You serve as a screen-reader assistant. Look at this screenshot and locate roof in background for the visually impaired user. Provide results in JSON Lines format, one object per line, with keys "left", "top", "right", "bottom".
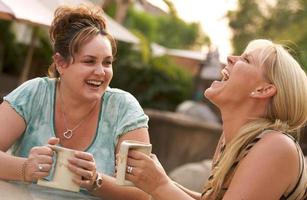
{"left": 0, "top": 0, "right": 139, "bottom": 44}
{"left": 0, "top": 0, "right": 13, "bottom": 20}
{"left": 151, "top": 43, "right": 206, "bottom": 61}
{"left": 135, "top": 0, "right": 168, "bottom": 15}
{"left": 167, "top": 49, "right": 206, "bottom": 61}
{"left": 103, "top": 13, "right": 139, "bottom": 44}
{"left": 1, "top": 0, "right": 53, "bottom": 26}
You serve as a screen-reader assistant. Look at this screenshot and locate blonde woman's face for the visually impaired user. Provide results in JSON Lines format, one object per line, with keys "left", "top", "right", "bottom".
{"left": 61, "top": 34, "right": 113, "bottom": 101}
{"left": 204, "top": 48, "right": 268, "bottom": 107}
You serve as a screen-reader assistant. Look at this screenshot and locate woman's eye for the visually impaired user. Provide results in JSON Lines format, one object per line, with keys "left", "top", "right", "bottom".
{"left": 103, "top": 60, "right": 113, "bottom": 65}
{"left": 84, "top": 60, "right": 95, "bottom": 64}
{"left": 242, "top": 56, "right": 249, "bottom": 63}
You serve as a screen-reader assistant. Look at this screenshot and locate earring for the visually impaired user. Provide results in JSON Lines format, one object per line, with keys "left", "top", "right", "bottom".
{"left": 56, "top": 67, "right": 62, "bottom": 75}
{"left": 251, "top": 92, "right": 255, "bottom": 96}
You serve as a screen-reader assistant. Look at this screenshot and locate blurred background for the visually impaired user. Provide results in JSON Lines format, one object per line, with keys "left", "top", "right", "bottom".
{"left": 0, "top": 0, "right": 306, "bottom": 191}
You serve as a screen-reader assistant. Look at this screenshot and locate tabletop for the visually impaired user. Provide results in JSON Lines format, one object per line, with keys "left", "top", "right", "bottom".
{"left": 0, "top": 180, "right": 101, "bottom": 200}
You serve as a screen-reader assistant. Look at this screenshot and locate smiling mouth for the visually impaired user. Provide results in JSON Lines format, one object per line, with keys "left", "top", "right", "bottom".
{"left": 221, "top": 68, "right": 229, "bottom": 82}
{"left": 85, "top": 80, "right": 103, "bottom": 87}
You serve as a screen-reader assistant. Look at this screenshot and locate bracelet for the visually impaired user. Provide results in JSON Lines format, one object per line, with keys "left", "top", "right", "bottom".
{"left": 91, "top": 173, "right": 103, "bottom": 191}
{"left": 21, "top": 160, "right": 28, "bottom": 182}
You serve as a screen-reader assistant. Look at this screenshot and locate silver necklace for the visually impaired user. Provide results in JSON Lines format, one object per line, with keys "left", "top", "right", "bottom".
{"left": 59, "top": 87, "right": 97, "bottom": 139}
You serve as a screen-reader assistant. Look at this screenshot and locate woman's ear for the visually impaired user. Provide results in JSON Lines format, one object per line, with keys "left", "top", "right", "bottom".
{"left": 250, "top": 83, "right": 276, "bottom": 99}
{"left": 52, "top": 53, "right": 67, "bottom": 75}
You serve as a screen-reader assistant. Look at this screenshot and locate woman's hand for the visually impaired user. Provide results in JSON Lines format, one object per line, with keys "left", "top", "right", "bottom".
{"left": 125, "top": 150, "right": 171, "bottom": 195}
{"left": 24, "top": 137, "right": 59, "bottom": 182}
{"left": 67, "top": 151, "right": 97, "bottom": 191}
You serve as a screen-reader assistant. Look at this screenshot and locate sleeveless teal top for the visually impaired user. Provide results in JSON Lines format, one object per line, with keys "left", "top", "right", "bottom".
{"left": 4, "top": 77, "right": 149, "bottom": 176}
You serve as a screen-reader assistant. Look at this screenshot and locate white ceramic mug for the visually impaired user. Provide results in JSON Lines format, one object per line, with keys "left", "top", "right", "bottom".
{"left": 37, "top": 145, "right": 81, "bottom": 192}
{"left": 116, "top": 140, "right": 152, "bottom": 186}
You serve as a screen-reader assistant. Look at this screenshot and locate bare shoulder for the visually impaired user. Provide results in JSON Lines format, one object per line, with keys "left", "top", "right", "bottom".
{"left": 255, "top": 130, "right": 299, "bottom": 159}
{"left": 224, "top": 131, "right": 300, "bottom": 199}
{"left": 0, "top": 101, "right": 26, "bottom": 151}
{"left": 246, "top": 130, "right": 299, "bottom": 175}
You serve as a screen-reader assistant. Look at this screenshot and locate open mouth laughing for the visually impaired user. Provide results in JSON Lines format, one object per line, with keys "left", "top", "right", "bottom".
{"left": 221, "top": 68, "right": 230, "bottom": 82}
{"left": 85, "top": 80, "right": 104, "bottom": 87}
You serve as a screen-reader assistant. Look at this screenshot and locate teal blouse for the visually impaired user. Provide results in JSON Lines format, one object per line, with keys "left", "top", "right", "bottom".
{"left": 4, "top": 77, "right": 149, "bottom": 176}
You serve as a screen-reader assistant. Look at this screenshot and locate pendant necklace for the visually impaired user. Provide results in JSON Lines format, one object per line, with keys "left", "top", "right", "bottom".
{"left": 59, "top": 87, "right": 97, "bottom": 139}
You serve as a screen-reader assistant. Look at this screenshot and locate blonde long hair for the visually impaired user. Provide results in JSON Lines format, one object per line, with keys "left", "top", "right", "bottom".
{"left": 204, "top": 39, "right": 307, "bottom": 199}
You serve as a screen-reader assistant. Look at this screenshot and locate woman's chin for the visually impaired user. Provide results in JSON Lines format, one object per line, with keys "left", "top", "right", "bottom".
{"left": 204, "top": 88, "right": 221, "bottom": 106}
{"left": 204, "top": 87, "right": 215, "bottom": 100}
{"left": 81, "top": 92, "right": 103, "bottom": 102}
{"left": 83, "top": 86, "right": 106, "bottom": 100}
{"left": 204, "top": 80, "right": 227, "bottom": 100}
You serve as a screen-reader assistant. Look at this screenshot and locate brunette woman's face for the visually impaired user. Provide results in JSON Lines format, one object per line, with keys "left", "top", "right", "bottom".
{"left": 61, "top": 34, "right": 113, "bottom": 101}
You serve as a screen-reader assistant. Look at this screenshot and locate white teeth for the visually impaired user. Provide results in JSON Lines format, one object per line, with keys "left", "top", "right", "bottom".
{"left": 221, "top": 69, "right": 230, "bottom": 81}
{"left": 86, "top": 80, "right": 103, "bottom": 86}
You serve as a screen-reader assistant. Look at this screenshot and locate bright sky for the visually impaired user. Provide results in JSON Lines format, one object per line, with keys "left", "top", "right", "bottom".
{"left": 148, "top": 0, "right": 238, "bottom": 62}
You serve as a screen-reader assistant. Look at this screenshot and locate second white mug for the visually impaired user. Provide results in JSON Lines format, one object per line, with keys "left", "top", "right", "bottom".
{"left": 116, "top": 140, "right": 152, "bottom": 186}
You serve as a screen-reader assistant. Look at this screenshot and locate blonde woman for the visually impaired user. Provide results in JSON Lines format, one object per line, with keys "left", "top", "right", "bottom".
{"left": 124, "top": 39, "right": 307, "bottom": 200}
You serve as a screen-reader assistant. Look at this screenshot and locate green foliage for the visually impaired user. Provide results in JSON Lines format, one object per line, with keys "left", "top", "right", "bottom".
{"left": 125, "top": 7, "right": 210, "bottom": 49}
{"left": 0, "top": 21, "right": 27, "bottom": 75}
{"left": 111, "top": 42, "right": 193, "bottom": 111}
{"left": 162, "top": 0, "right": 178, "bottom": 18}
{"left": 31, "top": 28, "right": 53, "bottom": 77}
{"left": 101, "top": 1, "right": 211, "bottom": 110}
{"left": 227, "top": 0, "right": 264, "bottom": 54}
{"left": 125, "top": 9, "right": 159, "bottom": 43}
{"left": 228, "top": 0, "right": 307, "bottom": 71}
{"left": 131, "top": 30, "right": 151, "bottom": 63}
{"left": 0, "top": 21, "right": 53, "bottom": 77}
{"left": 154, "top": 16, "right": 205, "bottom": 49}
{"left": 103, "top": 2, "right": 202, "bottom": 110}
{"left": 104, "top": 1, "right": 117, "bottom": 18}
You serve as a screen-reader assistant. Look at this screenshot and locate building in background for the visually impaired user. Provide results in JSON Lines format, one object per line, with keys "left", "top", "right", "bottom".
{"left": 134, "top": 0, "right": 168, "bottom": 15}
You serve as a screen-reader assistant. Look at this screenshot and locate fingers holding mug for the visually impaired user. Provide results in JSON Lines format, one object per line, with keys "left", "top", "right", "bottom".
{"left": 24, "top": 146, "right": 55, "bottom": 181}
{"left": 67, "top": 151, "right": 97, "bottom": 189}
{"left": 37, "top": 163, "right": 52, "bottom": 173}
{"left": 125, "top": 152, "right": 170, "bottom": 195}
{"left": 67, "top": 163, "right": 95, "bottom": 181}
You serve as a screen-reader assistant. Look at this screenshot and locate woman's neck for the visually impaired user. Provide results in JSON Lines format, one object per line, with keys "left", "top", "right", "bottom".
{"left": 220, "top": 102, "right": 267, "bottom": 143}
{"left": 221, "top": 115, "right": 245, "bottom": 143}
{"left": 57, "top": 82, "right": 99, "bottom": 122}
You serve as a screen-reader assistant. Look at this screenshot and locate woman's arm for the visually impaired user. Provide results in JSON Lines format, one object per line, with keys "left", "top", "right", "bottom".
{"left": 172, "top": 181, "right": 202, "bottom": 200}
{"left": 145, "top": 153, "right": 202, "bottom": 199}
{"left": 0, "top": 101, "right": 27, "bottom": 181}
{"left": 151, "top": 181, "right": 199, "bottom": 200}
{"left": 90, "top": 128, "right": 151, "bottom": 200}
{"left": 0, "top": 101, "right": 58, "bottom": 182}
{"left": 223, "top": 132, "right": 300, "bottom": 200}
{"left": 124, "top": 150, "right": 199, "bottom": 200}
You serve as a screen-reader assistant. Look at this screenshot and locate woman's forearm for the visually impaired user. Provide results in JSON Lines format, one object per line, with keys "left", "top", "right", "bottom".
{"left": 91, "top": 173, "right": 151, "bottom": 200}
{"left": 150, "top": 181, "right": 198, "bottom": 200}
{"left": 0, "top": 151, "right": 26, "bottom": 181}
{"left": 173, "top": 181, "right": 202, "bottom": 200}
{"left": 0, "top": 151, "right": 150, "bottom": 200}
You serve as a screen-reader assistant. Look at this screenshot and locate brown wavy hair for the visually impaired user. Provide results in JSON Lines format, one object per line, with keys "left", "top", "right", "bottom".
{"left": 48, "top": 4, "right": 117, "bottom": 78}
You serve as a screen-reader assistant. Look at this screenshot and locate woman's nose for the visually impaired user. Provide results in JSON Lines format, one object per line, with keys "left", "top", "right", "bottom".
{"left": 94, "top": 64, "right": 105, "bottom": 75}
{"left": 227, "top": 55, "right": 237, "bottom": 65}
